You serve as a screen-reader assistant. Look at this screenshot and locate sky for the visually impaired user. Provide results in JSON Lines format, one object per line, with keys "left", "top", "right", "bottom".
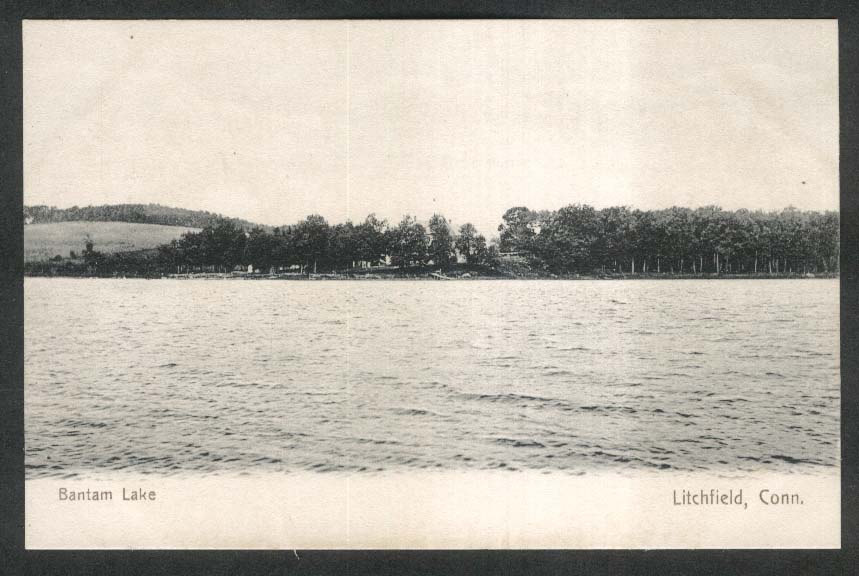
{"left": 24, "top": 20, "right": 838, "bottom": 237}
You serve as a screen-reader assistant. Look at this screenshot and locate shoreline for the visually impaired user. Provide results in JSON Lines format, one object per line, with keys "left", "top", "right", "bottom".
{"left": 23, "top": 271, "right": 840, "bottom": 281}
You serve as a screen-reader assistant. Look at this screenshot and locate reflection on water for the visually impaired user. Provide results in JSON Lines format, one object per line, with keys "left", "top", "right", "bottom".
{"left": 25, "top": 278, "right": 839, "bottom": 478}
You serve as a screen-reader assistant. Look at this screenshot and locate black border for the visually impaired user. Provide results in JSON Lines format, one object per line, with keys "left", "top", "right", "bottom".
{"left": 1, "top": 2, "right": 856, "bottom": 574}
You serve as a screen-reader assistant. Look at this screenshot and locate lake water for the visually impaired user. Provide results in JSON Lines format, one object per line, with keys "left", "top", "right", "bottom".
{"left": 25, "top": 278, "right": 840, "bottom": 478}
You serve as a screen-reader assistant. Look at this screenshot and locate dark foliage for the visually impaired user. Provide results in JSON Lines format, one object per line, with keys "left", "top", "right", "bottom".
{"left": 498, "top": 205, "right": 839, "bottom": 275}
{"left": 24, "top": 203, "right": 262, "bottom": 231}
{"left": 24, "top": 204, "right": 839, "bottom": 277}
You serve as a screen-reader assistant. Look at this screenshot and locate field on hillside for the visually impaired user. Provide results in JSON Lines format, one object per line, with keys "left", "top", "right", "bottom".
{"left": 25, "top": 222, "right": 198, "bottom": 262}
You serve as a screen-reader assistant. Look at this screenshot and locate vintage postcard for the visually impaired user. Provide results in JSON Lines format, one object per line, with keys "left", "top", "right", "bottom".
{"left": 23, "top": 19, "right": 839, "bottom": 549}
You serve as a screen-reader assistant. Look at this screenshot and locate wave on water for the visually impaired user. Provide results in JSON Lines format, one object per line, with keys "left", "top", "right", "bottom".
{"left": 24, "top": 278, "right": 840, "bottom": 478}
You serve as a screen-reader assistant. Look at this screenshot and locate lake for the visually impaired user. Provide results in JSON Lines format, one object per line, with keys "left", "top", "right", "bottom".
{"left": 24, "top": 278, "right": 840, "bottom": 478}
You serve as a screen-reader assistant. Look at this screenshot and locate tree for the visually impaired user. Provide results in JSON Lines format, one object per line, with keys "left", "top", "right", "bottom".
{"left": 355, "top": 214, "right": 389, "bottom": 266}
{"left": 428, "top": 213, "right": 455, "bottom": 268}
{"left": 294, "top": 214, "right": 330, "bottom": 273}
{"left": 497, "top": 206, "right": 539, "bottom": 253}
{"left": 593, "top": 206, "right": 631, "bottom": 273}
{"left": 535, "top": 204, "right": 600, "bottom": 273}
{"left": 82, "top": 236, "right": 100, "bottom": 265}
{"left": 455, "top": 222, "right": 488, "bottom": 264}
{"left": 388, "top": 216, "right": 429, "bottom": 267}
{"left": 328, "top": 222, "right": 359, "bottom": 271}
{"left": 208, "top": 219, "right": 247, "bottom": 271}
{"left": 244, "top": 227, "right": 278, "bottom": 272}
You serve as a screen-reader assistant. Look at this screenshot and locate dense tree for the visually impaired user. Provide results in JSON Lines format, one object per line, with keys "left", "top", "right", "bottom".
{"left": 27, "top": 204, "right": 839, "bottom": 278}
{"left": 293, "top": 214, "right": 330, "bottom": 273}
{"left": 533, "top": 204, "right": 600, "bottom": 273}
{"left": 202, "top": 219, "right": 247, "bottom": 270}
{"left": 328, "top": 222, "right": 359, "bottom": 271}
{"left": 498, "top": 204, "right": 839, "bottom": 276}
{"left": 455, "top": 223, "right": 488, "bottom": 264}
{"left": 497, "top": 206, "right": 541, "bottom": 253}
{"left": 354, "top": 214, "right": 389, "bottom": 266}
{"left": 244, "top": 227, "right": 279, "bottom": 272}
{"left": 388, "top": 216, "right": 429, "bottom": 267}
{"left": 428, "top": 213, "right": 455, "bottom": 267}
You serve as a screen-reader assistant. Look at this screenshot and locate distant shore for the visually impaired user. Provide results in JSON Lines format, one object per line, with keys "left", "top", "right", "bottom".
{"left": 24, "top": 269, "right": 839, "bottom": 281}
{"left": 24, "top": 204, "right": 840, "bottom": 283}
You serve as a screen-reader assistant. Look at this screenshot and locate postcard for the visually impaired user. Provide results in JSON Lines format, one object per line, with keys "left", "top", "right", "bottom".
{"left": 23, "top": 19, "right": 839, "bottom": 549}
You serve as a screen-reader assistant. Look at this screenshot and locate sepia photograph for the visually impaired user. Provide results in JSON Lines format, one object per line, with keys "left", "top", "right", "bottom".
{"left": 22, "top": 19, "right": 840, "bottom": 549}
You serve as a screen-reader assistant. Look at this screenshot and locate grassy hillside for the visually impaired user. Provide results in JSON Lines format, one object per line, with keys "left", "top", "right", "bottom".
{"left": 25, "top": 221, "right": 198, "bottom": 262}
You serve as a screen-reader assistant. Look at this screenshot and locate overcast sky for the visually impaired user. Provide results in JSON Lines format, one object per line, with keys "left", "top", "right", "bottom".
{"left": 24, "top": 20, "right": 838, "bottom": 236}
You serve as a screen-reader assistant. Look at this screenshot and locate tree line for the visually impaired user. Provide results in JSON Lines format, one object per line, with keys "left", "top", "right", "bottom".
{"left": 24, "top": 203, "right": 260, "bottom": 230}
{"left": 24, "top": 204, "right": 839, "bottom": 277}
{"left": 498, "top": 205, "right": 839, "bottom": 275}
{"left": 156, "top": 213, "right": 496, "bottom": 274}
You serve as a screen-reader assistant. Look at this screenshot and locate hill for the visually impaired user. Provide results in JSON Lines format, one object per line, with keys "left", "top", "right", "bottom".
{"left": 25, "top": 221, "right": 199, "bottom": 262}
{"left": 24, "top": 203, "right": 264, "bottom": 231}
